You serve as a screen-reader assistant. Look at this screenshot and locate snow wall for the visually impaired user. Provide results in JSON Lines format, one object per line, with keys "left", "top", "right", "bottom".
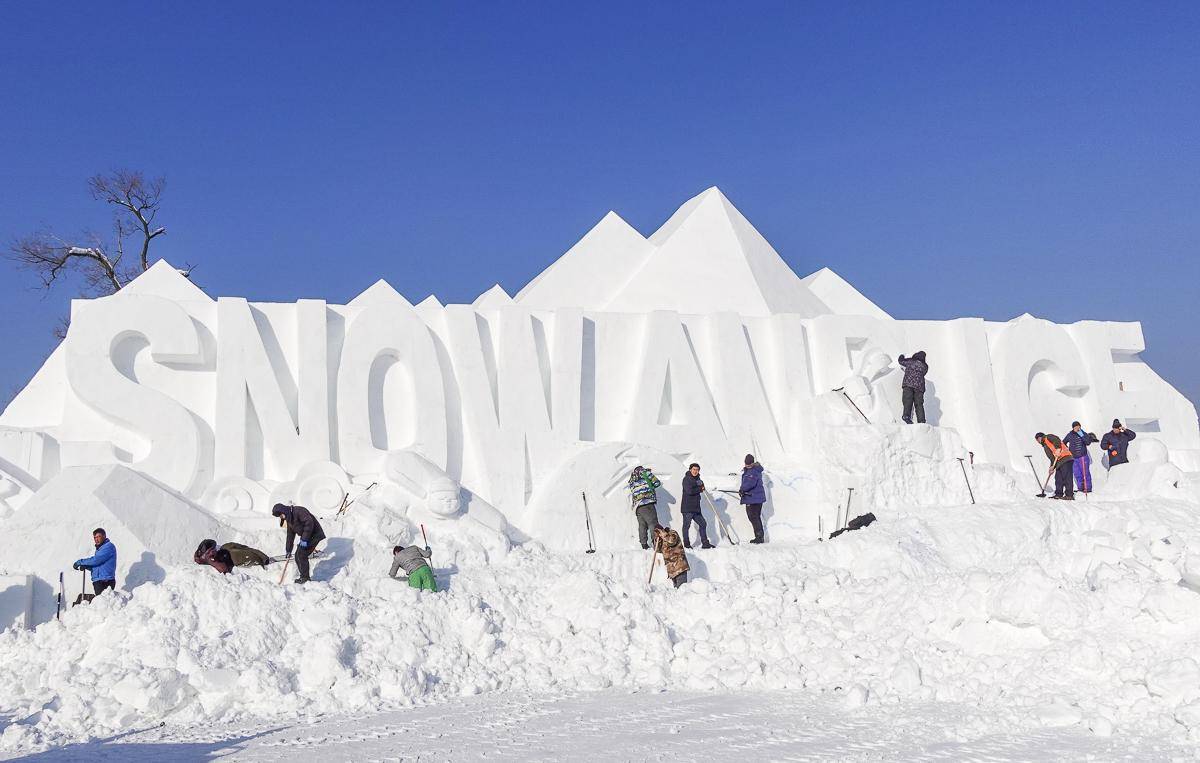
{"left": 1, "top": 187, "right": 1197, "bottom": 627}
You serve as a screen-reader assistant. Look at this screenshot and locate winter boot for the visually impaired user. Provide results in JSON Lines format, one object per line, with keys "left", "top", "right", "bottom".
{"left": 294, "top": 577, "right": 310, "bottom": 584}
{"left": 701, "top": 542, "right": 714, "bottom": 549}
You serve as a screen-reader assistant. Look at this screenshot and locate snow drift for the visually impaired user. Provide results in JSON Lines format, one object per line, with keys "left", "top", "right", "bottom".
{"left": 4, "top": 493, "right": 1200, "bottom": 753}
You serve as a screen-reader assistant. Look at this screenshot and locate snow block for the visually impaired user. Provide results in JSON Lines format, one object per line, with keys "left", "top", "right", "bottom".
{"left": 0, "top": 464, "right": 229, "bottom": 626}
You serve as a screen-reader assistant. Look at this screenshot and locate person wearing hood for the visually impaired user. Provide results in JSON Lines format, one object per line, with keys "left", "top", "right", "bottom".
{"left": 1063, "top": 421, "right": 1098, "bottom": 493}
{"left": 739, "top": 454, "right": 767, "bottom": 544}
{"left": 897, "top": 351, "right": 929, "bottom": 424}
{"left": 1100, "top": 419, "right": 1137, "bottom": 468}
{"left": 73, "top": 528, "right": 117, "bottom": 595}
{"left": 628, "top": 466, "right": 662, "bottom": 550}
{"left": 271, "top": 503, "right": 326, "bottom": 584}
{"left": 652, "top": 524, "right": 690, "bottom": 588}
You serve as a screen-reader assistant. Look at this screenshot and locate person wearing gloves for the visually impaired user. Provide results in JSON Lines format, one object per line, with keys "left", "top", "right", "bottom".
{"left": 897, "top": 351, "right": 929, "bottom": 424}
{"left": 73, "top": 528, "right": 118, "bottom": 595}
{"left": 680, "top": 463, "right": 713, "bottom": 549}
{"left": 1100, "top": 419, "right": 1137, "bottom": 468}
{"left": 739, "top": 454, "right": 767, "bottom": 544}
{"left": 1035, "top": 432, "right": 1075, "bottom": 500}
{"left": 1063, "top": 421, "right": 1098, "bottom": 493}
{"left": 271, "top": 503, "right": 326, "bottom": 584}
{"left": 389, "top": 544, "right": 438, "bottom": 592}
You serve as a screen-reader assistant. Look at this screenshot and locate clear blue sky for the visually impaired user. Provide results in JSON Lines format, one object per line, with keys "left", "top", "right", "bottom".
{"left": 1, "top": 3, "right": 1197, "bottom": 408}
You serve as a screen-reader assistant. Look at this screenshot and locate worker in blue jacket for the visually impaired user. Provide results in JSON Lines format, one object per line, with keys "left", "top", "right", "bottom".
{"left": 739, "top": 454, "right": 767, "bottom": 544}
{"left": 1063, "top": 421, "right": 1097, "bottom": 493}
{"left": 73, "top": 528, "right": 118, "bottom": 595}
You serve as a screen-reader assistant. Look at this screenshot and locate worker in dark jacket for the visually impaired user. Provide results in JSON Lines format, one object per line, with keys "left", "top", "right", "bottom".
{"left": 1062, "top": 421, "right": 1097, "bottom": 493}
{"left": 739, "top": 454, "right": 767, "bottom": 543}
{"left": 1035, "top": 432, "right": 1075, "bottom": 500}
{"left": 680, "top": 463, "right": 713, "bottom": 549}
{"left": 1100, "top": 419, "right": 1137, "bottom": 468}
{"left": 271, "top": 503, "right": 327, "bottom": 584}
{"left": 897, "top": 351, "right": 929, "bottom": 424}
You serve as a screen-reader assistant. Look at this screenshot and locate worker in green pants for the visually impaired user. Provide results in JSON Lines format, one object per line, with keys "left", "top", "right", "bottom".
{"left": 389, "top": 544, "right": 438, "bottom": 592}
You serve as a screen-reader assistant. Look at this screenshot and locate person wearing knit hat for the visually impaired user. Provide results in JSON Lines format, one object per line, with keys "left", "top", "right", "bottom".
{"left": 1100, "top": 419, "right": 1137, "bottom": 468}
{"left": 1063, "top": 421, "right": 1098, "bottom": 493}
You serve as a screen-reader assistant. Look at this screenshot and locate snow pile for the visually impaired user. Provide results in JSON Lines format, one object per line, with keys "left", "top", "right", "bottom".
{"left": 3, "top": 490, "right": 1200, "bottom": 753}
{"left": 0, "top": 465, "right": 229, "bottom": 624}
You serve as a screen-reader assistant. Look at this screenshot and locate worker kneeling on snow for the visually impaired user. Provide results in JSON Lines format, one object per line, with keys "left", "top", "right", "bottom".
{"left": 194, "top": 539, "right": 235, "bottom": 574}
{"left": 73, "top": 527, "right": 117, "bottom": 596}
{"left": 271, "top": 503, "right": 326, "bottom": 584}
{"left": 389, "top": 544, "right": 437, "bottom": 591}
{"left": 653, "top": 525, "right": 689, "bottom": 588}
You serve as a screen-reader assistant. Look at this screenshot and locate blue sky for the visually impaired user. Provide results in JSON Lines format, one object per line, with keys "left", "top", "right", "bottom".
{"left": 1, "top": 3, "right": 1197, "bottom": 408}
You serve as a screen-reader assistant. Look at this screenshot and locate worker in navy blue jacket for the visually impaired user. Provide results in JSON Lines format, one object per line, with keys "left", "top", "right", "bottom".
{"left": 73, "top": 528, "right": 118, "bottom": 595}
{"left": 1100, "top": 419, "right": 1137, "bottom": 467}
{"left": 1063, "top": 421, "right": 1097, "bottom": 493}
{"left": 739, "top": 454, "right": 767, "bottom": 544}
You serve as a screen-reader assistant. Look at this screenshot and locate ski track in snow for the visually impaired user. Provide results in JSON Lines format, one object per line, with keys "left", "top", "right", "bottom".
{"left": 2, "top": 690, "right": 1188, "bottom": 762}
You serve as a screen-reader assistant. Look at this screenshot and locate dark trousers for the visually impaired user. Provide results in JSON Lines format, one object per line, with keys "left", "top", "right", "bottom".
{"left": 745, "top": 503, "right": 765, "bottom": 542}
{"left": 1054, "top": 460, "right": 1075, "bottom": 498}
{"left": 93, "top": 579, "right": 115, "bottom": 595}
{"left": 902, "top": 387, "right": 925, "bottom": 424}
{"left": 635, "top": 504, "right": 658, "bottom": 548}
{"left": 671, "top": 572, "right": 687, "bottom": 588}
{"left": 682, "top": 512, "right": 709, "bottom": 547}
{"left": 295, "top": 546, "right": 315, "bottom": 580}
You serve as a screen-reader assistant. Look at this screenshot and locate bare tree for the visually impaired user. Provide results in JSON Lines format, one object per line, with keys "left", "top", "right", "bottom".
{"left": 6, "top": 170, "right": 193, "bottom": 299}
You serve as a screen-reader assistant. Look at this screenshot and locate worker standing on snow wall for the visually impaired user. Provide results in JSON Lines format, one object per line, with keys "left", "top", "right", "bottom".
{"left": 680, "top": 463, "right": 713, "bottom": 549}
{"left": 1063, "top": 421, "right": 1098, "bottom": 493}
{"left": 389, "top": 544, "right": 437, "bottom": 591}
{"left": 897, "top": 351, "right": 929, "bottom": 424}
{"left": 271, "top": 503, "right": 326, "bottom": 584}
{"left": 1100, "top": 419, "right": 1137, "bottom": 468}
{"left": 73, "top": 527, "right": 117, "bottom": 595}
{"left": 1035, "top": 433, "right": 1075, "bottom": 500}
{"left": 739, "top": 454, "right": 767, "bottom": 543}
{"left": 652, "top": 525, "right": 690, "bottom": 588}
{"left": 629, "top": 466, "right": 661, "bottom": 550}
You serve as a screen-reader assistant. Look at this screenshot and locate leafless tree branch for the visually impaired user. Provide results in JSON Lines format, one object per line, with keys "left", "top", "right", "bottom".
{"left": 4, "top": 169, "right": 180, "bottom": 305}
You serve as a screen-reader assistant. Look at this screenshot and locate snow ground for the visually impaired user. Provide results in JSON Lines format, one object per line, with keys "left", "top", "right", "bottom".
{"left": 4, "top": 689, "right": 1191, "bottom": 762}
{"left": 5, "top": 495, "right": 1200, "bottom": 759}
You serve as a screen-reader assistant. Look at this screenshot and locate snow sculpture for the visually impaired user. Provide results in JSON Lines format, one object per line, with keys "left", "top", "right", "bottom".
{"left": 364, "top": 448, "right": 510, "bottom": 558}
{"left": 0, "top": 185, "right": 1195, "bottom": 605}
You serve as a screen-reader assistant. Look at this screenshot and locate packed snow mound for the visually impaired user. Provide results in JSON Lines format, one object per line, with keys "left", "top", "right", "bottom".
{"left": 0, "top": 465, "right": 228, "bottom": 623}
{"left": 4, "top": 493, "right": 1200, "bottom": 753}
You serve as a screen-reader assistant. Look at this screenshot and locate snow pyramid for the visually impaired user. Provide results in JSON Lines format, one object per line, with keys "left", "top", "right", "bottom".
{"left": 515, "top": 187, "right": 887, "bottom": 318}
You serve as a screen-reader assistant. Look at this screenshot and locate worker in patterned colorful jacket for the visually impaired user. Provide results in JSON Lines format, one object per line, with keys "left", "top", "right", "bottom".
{"left": 628, "top": 466, "right": 661, "bottom": 550}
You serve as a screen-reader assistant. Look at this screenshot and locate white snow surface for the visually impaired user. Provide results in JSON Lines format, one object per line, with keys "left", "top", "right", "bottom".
{"left": 4, "top": 493, "right": 1200, "bottom": 755}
